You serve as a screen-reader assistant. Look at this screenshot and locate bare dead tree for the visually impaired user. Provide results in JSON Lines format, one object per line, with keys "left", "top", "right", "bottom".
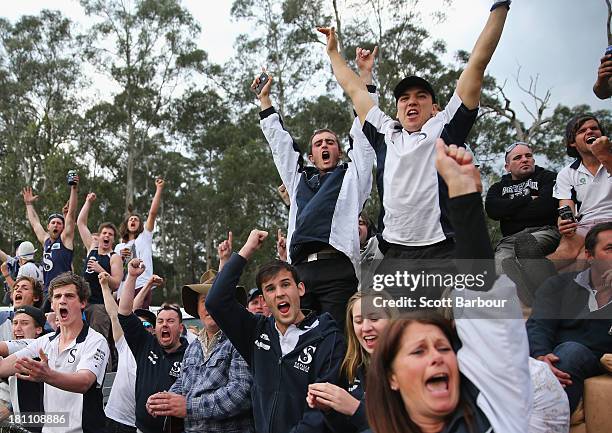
{"left": 481, "top": 66, "right": 552, "bottom": 145}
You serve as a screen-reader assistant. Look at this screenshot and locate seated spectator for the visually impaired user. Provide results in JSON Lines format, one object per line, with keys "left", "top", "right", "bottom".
{"left": 252, "top": 50, "right": 376, "bottom": 329}
{"left": 364, "top": 138, "right": 535, "bottom": 433}
{"left": 22, "top": 174, "right": 78, "bottom": 296}
{"left": 593, "top": 48, "right": 612, "bottom": 100}
{"left": 511, "top": 115, "right": 611, "bottom": 292}
{"left": 0, "top": 306, "right": 46, "bottom": 433}
{"left": 484, "top": 142, "right": 559, "bottom": 303}
{"left": 526, "top": 221, "right": 612, "bottom": 414}
{"left": 118, "top": 259, "right": 187, "bottom": 433}
{"left": 206, "top": 231, "right": 346, "bottom": 433}
{"left": 144, "top": 269, "right": 253, "bottom": 432}
{"left": 115, "top": 177, "right": 164, "bottom": 309}
{"left": 306, "top": 291, "right": 393, "bottom": 433}
{"left": 0, "top": 272, "right": 109, "bottom": 433}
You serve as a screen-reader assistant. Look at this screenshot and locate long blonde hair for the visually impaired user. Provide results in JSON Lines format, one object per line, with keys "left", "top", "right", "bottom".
{"left": 340, "top": 291, "right": 396, "bottom": 383}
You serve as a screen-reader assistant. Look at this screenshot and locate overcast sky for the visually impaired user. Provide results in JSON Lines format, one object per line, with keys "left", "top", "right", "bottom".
{"left": 2, "top": 0, "right": 610, "bottom": 122}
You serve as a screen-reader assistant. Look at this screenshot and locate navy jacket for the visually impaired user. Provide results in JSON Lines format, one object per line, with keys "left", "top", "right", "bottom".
{"left": 206, "top": 253, "right": 346, "bottom": 433}
{"left": 323, "top": 366, "right": 369, "bottom": 433}
{"left": 527, "top": 271, "right": 612, "bottom": 359}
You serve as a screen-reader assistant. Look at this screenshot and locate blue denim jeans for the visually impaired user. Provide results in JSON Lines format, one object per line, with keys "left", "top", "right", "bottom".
{"left": 553, "top": 341, "right": 604, "bottom": 413}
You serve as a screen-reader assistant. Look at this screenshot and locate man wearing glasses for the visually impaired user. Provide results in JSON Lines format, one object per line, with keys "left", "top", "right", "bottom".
{"left": 118, "top": 259, "right": 187, "bottom": 433}
{"left": 485, "top": 142, "right": 559, "bottom": 281}
{"left": 21, "top": 174, "right": 79, "bottom": 296}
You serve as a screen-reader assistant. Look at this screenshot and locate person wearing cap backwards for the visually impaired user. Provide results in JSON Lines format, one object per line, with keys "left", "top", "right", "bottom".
{"left": 118, "top": 258, "right": 187, "bottom": 433}
{"left": 206, "top": 229, "right": 346, "bottom": 433}
{"left": 21, "top": 174, "right": 79, "bottom": 295}
{"left": 511, "top": 115, "right": 612, "bottom": 286}
{"left": 1, "top": 241, "right": 43, "bottom": 290}
{"left": 252, "top": 49, "right": 377, "bottom": 330}
{"left": 0, "top": 305, "right": 46, "bottom": 433}
{"left": 0, "top": 272, "right": 110, "bottom": 433}
{"left": 318, "top": 1, "right": 510, "bottom": 266}
{"left": 144, "top": 270, "right": 254, "bottom": 433}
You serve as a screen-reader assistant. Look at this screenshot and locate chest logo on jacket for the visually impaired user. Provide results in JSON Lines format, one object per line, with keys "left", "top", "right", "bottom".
{"left": 255, "top": 334, "right": 270, "bottom": 351}
{"left": 502, "top": 180, "right": 539, "bottom": 198}
{"left": 169, "top": 361, "right": 182, "bottom": 378}
{"left": 293, "top": 345, "right": 316, "bottom": 373}
{"left": 148, "top": 351, "right": 158, "bottom": 365}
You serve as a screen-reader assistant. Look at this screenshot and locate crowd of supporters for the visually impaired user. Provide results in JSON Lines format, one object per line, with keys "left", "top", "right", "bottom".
{"left": 0, "top": 1, "right": 611, "bottom": 432}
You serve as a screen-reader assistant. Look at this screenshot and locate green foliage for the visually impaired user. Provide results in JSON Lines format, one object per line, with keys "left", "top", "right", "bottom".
{"left": 1, "top": 1, "right": 610, "bottom": 304}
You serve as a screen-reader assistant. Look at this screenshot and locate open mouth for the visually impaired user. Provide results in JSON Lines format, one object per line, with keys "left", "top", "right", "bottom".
{"left": 407, "top": 109, "right": 419, "bottom": 119}
{"left": 14, "top": 333, "right": 24, "bottom": 339}
{"left": 363, "top": 335, "right": 377, "bottom": 348}
{"left": 586, "top": 136, "right": 596, "bottom": 145}
{"left": 59, "top": 307, "right": 69, "bottom": 320}
{"left": 277, "top": 302, "right": 290, "bottom": 315}
{"left": 322, "top": 151, "right": 330, "bottom": 162}
{"left": 425, "top": 373, "right": 450, "bottom": 395}
{"left": 14, "top": 294, "right": 23, "bottom": 302}
{"left": 161, "top": 329, "right": 171, "bottom": 339}
{"left": 102, "top": 239, "right": 110, "bottom": 247}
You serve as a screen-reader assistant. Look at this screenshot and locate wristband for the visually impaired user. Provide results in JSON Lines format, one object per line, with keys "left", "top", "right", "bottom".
{"left": 491, "top": 0, "right": 511, "bottom": 11}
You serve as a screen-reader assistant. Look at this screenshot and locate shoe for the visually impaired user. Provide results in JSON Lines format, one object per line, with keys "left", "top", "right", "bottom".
{"left": 502, "top": 257, "right": 534, "bottom": 307}
{"left": 514, "top": 232, "right": 558, "bottom": 290}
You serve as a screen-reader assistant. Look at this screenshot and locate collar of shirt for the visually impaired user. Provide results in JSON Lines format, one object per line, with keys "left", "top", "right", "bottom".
{"left": 275, "top": 319, "right": 319, "bottom": 356}
{"left": 198, "top": 328, "right": 222, "bottom": 360}
{"left": 574, "top": 269, "right": 612, "bottom": 312}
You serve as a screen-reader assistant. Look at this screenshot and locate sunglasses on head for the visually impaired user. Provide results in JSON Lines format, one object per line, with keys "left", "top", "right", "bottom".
{"left": 504, "top": 142, "right": 529, "bottom": 159}
{"left": 142, "top": 321, "right": 153, "bottom": 329}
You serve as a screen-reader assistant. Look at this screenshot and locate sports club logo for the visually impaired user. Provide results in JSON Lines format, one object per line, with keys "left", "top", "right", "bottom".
{"left": 293, "top": 345, "right": 316, "bottom": 373}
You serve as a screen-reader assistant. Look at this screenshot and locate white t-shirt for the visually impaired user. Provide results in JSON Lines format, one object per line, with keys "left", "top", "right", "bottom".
{"left": 104, "top": 336, "right": 137, "bottom": 427}
{"left": 553, "top": 159, "right": 612, "bottom": 222}
{"left": 13, "top": 325, "right": 109, "bottom": 433}
{"left": 115, "top": 229, "right": 153, "bottom": 294}
{"left": 17, "top": 261, "right": 44, "bottom": 285}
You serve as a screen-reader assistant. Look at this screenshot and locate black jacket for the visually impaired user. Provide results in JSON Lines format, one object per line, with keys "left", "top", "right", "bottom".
{"left": 323, "top": 366, "right": 369, "bottom": 433}
{"left": 485, "top": 166, "right": 558, "bottom": 236}
{"left": 206, "top": 253, "right": 346, "bottom": 433}
{"left": 118, "top": 313, "right": 188, "bottom": 433}
{"left": 526, "top": 271, "right": 612, "bottom": 359}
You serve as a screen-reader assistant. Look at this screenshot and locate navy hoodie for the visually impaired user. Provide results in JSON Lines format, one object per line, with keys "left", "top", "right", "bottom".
{"left": 206, "top": 253, "right": 346, "bottom": 433}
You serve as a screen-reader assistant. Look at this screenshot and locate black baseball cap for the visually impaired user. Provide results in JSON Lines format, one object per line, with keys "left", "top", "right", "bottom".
{"left": 247, "top": 288, "right": 262, "bottom": 304}
{"left": 14, "top": 306, "right": 46, "bottom": 328}
{"left": 393, "top": 76, "right": 437, "bottom": 104}
{"left": 134, "top": 308, "right": 156, "bottom": 326}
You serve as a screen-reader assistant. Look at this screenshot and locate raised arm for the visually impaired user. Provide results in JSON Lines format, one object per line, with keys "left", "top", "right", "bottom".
{"left": 0, "top": 248, "right": 8, "bottom": 263}
{"left": 99, "top": 272, "right": 123, "bottom": 342}
{"left": 77, "top": 192, "right": 96, "bottom": 251}
{"left": 118, "top": 258, "right": 145, "bottom": 316}
{"left": 62, "top": 174, "right": 80, "bottom": 249}
{"left": 217, "top": 231, "right": 233, "bottom": 272}
{"left": 593, "top": 52, "right": 612, "bottom": 100}
{"left": 455, "top": 1, "right": 510, "bottom": 109}
{"left": 133, "top": 274, "right": 163, "bottom": 310}
{"left": 22, "top": 187, "right": 48, "bottom": 245}
{"left": 145, "top": 178, "right": 164, "bottom": 232}
{"left": 318, "top": 27, "right": 375, "bottom": 125}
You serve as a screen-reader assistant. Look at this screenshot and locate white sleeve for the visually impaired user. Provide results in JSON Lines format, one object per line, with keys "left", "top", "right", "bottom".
{"left": 77, "top": 335, "right": 109, "bottom": 387}
{"left": 260, "top": 111, "right": 302, "bottom": 196}
{"left": 363, "top": 105, "right": 397, "bottom": 137}
{"left": 5, "top": 339, "right": 35, "bottom": 355}
{"left": 553, "top": 168, "right": 573, "bottom": 200}
{"left": 13, "top": 337, "right": 44, "bottom": 359}
{"left": 453, "top": 275, "right": 532, "bottom": 433}
{"left": 348, "top": 117, "right": 375, "bottom": 202}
